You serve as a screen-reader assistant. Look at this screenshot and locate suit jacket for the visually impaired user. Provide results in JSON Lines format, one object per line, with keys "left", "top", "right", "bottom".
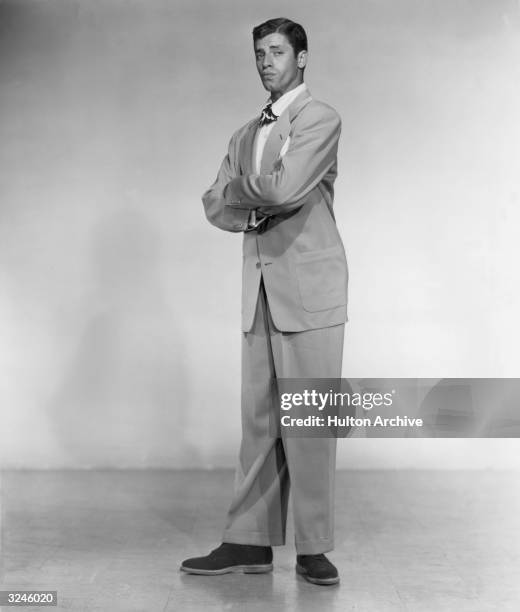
{"left": 202, "top": 87, "right": 348, "bottom": 333}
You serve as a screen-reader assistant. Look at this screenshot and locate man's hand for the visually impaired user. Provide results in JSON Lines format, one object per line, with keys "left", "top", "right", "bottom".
{"left": 244, "top": 210, "right": 271, "bottom": 233}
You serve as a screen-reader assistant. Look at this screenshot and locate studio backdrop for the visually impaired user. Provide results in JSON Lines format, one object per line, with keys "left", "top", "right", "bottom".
{"left": 1, "top": 0, "right": 519, "bottom": 469}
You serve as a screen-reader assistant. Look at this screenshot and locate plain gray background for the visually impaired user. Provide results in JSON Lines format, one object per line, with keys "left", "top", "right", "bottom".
{"left": 1, "top": 0, "right": 519, "bottom": 468}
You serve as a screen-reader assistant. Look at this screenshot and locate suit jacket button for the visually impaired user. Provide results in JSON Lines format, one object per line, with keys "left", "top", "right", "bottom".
{"left": 256, "top": 262, "right": 261, "bottom": 269}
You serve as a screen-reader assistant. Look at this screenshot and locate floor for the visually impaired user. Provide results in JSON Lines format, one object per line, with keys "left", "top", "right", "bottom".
{"left": 0, "top": 470, "right": 519, "bottom": 611}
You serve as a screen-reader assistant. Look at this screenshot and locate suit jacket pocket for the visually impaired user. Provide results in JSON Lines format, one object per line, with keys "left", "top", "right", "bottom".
{"left": 295, "top": 245, "right": 348, "bottom": 312}
{"left": 279, "top": 136, "right": 291, "bottom": 157}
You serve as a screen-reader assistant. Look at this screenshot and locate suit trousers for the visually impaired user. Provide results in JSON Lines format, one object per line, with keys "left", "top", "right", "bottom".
{"left": 222, "top": 278, "right": 345, "bottom": 555}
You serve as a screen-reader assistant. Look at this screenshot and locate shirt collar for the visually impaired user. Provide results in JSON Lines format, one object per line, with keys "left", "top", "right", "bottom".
{"left": 265, "top": 83, "right": 308, "bottom": 118}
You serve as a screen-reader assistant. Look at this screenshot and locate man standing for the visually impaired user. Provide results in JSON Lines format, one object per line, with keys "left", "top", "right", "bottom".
{"left": 181, "top": 17, "right": 348, "bottom": 586}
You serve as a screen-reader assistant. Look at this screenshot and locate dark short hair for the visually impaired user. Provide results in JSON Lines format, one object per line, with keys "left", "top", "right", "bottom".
{"left": 252, "top": 18, "right": 308, "bottom": 56}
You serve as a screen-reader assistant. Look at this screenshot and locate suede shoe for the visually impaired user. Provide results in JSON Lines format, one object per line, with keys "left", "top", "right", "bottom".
{"left": 296, "top": 553, "right": 340, "bottom": 585}
{"left": 180, "top": 543, "right": 273, "bottom": 575}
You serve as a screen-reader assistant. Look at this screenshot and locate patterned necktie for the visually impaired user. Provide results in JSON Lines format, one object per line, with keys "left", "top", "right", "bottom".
{"left": 259, "top": 102, "right": 278, "bottom": 127}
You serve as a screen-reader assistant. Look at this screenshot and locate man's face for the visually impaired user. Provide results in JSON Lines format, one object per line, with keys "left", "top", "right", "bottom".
{"left": 254, "top": 32, "right": 307, "bottom": 101}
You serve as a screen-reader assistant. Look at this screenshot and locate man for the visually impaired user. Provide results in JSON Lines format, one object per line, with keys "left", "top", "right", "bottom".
{"left": 181, "top": 17, "right": 348, "bottom": 586}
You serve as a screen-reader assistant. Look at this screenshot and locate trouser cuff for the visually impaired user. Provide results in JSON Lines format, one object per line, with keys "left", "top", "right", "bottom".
{"left": 223, "top": 529, "right": 285, "bottom": 547}
{"left": 295, "top": 538, "right": 334, "bottom": 555}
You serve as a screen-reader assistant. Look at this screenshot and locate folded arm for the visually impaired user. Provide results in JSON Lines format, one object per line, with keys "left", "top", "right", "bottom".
{"left": 224, "top": 104, "right": 341, "bottom": 215}
{"left": 202, "top": 128, "right": 251, "bottom": 232}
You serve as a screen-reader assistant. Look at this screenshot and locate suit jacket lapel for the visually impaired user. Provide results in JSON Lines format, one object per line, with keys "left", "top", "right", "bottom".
{"left": 240, "top": 119, "right": 259, "bottom": 175}
{"left": 260, "top": 88, "right": 313, "bottom": 174}
{"left": 239, "top": 88, "right": 313, "bottom": 176}
{"left": 287, "top": 88, "right": 313, "bottom": 122}
{"left": 260, "top": 112, "right": 290, "bottom": 174}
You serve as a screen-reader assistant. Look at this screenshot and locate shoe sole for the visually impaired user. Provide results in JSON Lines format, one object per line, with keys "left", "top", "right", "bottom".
{"left": 295, "top": 563, "right": 340, "bottom": 585}
{"left": 180, "top": 563, "right": 273, "bottom": 575}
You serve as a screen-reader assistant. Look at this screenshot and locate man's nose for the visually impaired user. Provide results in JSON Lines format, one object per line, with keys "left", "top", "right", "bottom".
{"left": 262, "top": 53, "right": 273, "bottom": 68}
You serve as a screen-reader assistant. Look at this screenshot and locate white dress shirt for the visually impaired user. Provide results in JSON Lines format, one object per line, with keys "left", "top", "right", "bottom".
{"left": 254, "top": 82, "right": 307, "bottom": 174}
{"left": 246, "top": 83, "right": 307, "bottom": 230}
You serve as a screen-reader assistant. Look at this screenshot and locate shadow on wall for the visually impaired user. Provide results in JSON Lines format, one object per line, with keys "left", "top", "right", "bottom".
{"left": 46, "top": 207, "right": 200, "bottom": 467}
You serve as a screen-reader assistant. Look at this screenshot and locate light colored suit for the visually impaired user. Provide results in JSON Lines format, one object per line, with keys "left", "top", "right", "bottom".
{"left": 202, "top": 87, "right": 348, "bottom": 555}
{"left": 203, "top": 88, "right": 348, "bottom": 332}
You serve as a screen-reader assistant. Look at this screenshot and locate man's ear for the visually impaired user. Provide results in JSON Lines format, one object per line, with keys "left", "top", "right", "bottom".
{"left": 297, "top": 50, "right": 307, "bottom": 69}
